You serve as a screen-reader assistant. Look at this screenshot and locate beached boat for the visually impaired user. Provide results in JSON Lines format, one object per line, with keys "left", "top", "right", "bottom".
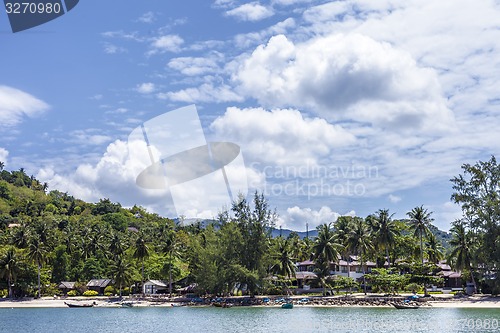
{"left": 392, "top": 303, "right": 419, "bottom": 309}
{"left": 64, "top": 301, "right": 95, "bottom": 308}
{"left": 120, "top": 301, "right": 135, "bottom": 308}
{"left": 281, "top": 302, "right": 293, "bottom": 309}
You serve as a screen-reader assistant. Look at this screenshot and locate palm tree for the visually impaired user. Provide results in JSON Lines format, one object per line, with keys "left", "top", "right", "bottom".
{"left": 162, "top": 231, "right": 180, "bottom": 297}
{"left": 426, "top": 232, "right": 444, "bottom": 263}
{"left": 0, "top": 161, "right": 4, "bottom": 171}
{"left": 333, "top": 216, "right": 353, "bottom": 278}
{"left": 133, "top": 232, "right": 150, "bottom": 295}
{"left": 312, "top": 223, "right": 342, "bottom": 295}
{"left": 109, "top": 256, "right": 133, "bottom": 298}
{"left": 373, "top": 209, "right": 398, "bottom": 267}
{"left": 26, "top": 235, "right": 48, "bottom": 298}
{"left": 407, "top": 206, "right": 433, "bottom": 264}
{"left": 0, "top": 247, "right": 19, "bottom": 299}
{"left": 448, "top": 221, "right": 476, "bottom": 292}
{"left": 271, "top": 238, "right": 296, "bottom": 294}
{"left": 108, "top": 232, "right": 124, "bottom": 259}
{"left": 347, "top": 218, "right": 373, "bottom": 294}
{"left": 10, "top": 224, "right": 31, "bottom": 249}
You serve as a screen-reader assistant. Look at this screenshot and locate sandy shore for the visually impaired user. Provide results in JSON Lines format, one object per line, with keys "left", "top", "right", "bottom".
{"left": 0, "top": 295, "right": 498, "bottom": 309}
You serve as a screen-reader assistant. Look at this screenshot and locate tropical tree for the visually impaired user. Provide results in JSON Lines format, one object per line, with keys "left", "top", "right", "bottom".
{"left": 448, "top": 221, "right": 476, "bottom": 292}
{"left": 109, "top": 256, "right": 133, "bottom": 298}
{"left": 133, "top": 232, "right": 150, "bottom": 295}
{"left": 108, "top": 232, "right": 124, "bottom": 259}
{"left": 312, "top": 223, "right": 341, "bottom": 295}
{"left": 407, "top": 206, "right": 433, "bottom": 264}
{"left": 347, "top": 218, "right": 373, "bottom": 294}
{"left": 0, "top": 247, "right": 19, "bottom": 299}
{"left": 162, "top": 230, "right": 181, "bottom": 297}
{"left": 271, "top": 237, "right": 296, "bottom": 294}
{"left": 333, "top": 216, "right": 353, "bottom": 278}
{"left": 373, "top": 209, "right": 398, "bottom": 267}
{"left": 0, "top": 161, "right": 4, "bottom": 171}
{"left": 26, "top": 235, "right": 48, "bottom": 298}
{"left": 426, "top": 232, "right": 444, "bottom": 264}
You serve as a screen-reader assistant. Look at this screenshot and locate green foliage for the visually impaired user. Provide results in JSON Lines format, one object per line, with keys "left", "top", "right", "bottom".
{"left": 364, "top": 268, "right": 408, "bottom": 294}
{"left": 405, "top": 283, "right": 423, "bottom": 293}
{"left": 67, "top": 289, "right": 78, "bottom": 296}
{"left": 82, "top": 290, "right": 99, "bottom": 297}
{"left": 104, "top": 285, "right": 116, "bottom": 294}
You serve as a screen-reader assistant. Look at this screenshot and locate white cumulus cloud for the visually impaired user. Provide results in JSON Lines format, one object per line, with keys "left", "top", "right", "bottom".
{"left": 232, "top": 33, "right": 454, "bottom": 132}
{"left": 226, "top": 2, "right": 274, "bottom": 21}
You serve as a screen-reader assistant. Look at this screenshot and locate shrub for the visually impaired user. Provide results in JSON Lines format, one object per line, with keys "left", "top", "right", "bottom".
{"left": 82, "top": 290, "right": 99, "bottom": 297}
{"left": 67, "top": 290, "right": 79, "bottom": 296}
{"left": 0, "top": 289, "right": 8, "bottom": 298}
{"left": 104, "top": 286, "right": 116, "bottom": 295}
{"left": 405, "top": 283, "right": 423, "bottom": 294}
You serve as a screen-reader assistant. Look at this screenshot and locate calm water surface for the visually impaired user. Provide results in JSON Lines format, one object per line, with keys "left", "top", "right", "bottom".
{"left": 0, "top": 307, "right": 499, "bottom": 333}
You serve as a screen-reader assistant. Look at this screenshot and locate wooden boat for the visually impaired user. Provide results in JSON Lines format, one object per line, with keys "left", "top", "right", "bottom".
{"left": 64, "top": 301, "right": 95, "bottom": 308}
{"left": 281, "top": 302, "right": 293, "bottom": 309}
{"left": 392, "top": 302, "right": 419, "bottom": 309}
{"left": 120, "top": 301, "right": 135, "bottom": 308}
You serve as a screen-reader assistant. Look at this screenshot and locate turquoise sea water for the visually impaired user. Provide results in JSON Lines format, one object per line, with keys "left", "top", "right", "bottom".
{"left": 0, "top": 307, "right": 498, "bottom": 333}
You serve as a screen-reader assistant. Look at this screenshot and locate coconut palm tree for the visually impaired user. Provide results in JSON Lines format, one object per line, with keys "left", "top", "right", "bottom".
{"left": 448, "top": 221, "right": 476, "bottom": 292}
{"left": 333, "top": 216, "right": 353, "bottom": 278}
{"left": 108, "top": 232, "right": 124, "bottom": 259}
{"left": 26, "top": 235, "right": 48, "bottom": 298}
{"left": 373, "top": 209, "right": 398, "bottom": 267}
{"left": 312, "top": 223, "right": 342, "bottom": 295}
{"left": 271, "top": 238, "right": 296, "bottom": 294}
{"left": 133, "top": 232, "right": 150, "bottom": 295}
{"left": 162, "top": 230, "right": 180, "bottom": 297}
{"left": 426, "top": 232, "right": 444, "bottom": 263}
{"left": 109, "top": 256, "right": 133, "bottom": 298}
{"left": 407, "top": 206, "right": 433, "bottom": 264}
{"left": 0, "top": 247, "right": 19, "bottom": 299}
{"left": 347, "top": 218, "right": 373, "bottom": 294}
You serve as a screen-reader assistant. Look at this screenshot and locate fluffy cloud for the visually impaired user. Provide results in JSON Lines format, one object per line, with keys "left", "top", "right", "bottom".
{"left": 159, "top": 83, "right": 242, "bottom": 103}
{"left": 232, "top": 33, "right": 453, "bottom": 132}
{"left": 136, "top": 82, "right": 156, "bottom": 94}
{"left": 278, "top": 206, "right": 354, "bottom": 230}
{"left": 168, "top": 53, "right": 223, "bottom": 76}
{"left": 0, "top": 148, "right": 8, "bottom": 164}
{"left": 211, "top": 107, "right": 356, "bottom": 165}
{"left": 0, "top": 86, "right": 49, "bottom": 127}
{"left": 226, "top": 2, "right": 274, "bottom": 21}
{"left": 148, "top": 35, "right": 184, "bottom": 54}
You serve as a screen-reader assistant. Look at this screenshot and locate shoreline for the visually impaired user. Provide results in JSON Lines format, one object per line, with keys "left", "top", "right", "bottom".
{"left": 1, "top": 295, "right": 499, "bottom": 309}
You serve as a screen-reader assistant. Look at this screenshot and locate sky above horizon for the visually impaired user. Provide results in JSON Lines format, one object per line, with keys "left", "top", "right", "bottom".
{"left": 1, "top": 0, "right": 500, "bottom": 231}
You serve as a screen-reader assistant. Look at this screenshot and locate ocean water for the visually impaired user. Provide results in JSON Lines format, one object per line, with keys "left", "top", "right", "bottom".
{"left": 0, "top": 306, "right": 498, "bottom": 333}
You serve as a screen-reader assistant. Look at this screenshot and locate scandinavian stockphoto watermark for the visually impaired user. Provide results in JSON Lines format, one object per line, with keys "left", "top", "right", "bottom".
{"left": 251, "top": 162, "right": 379, "bottom": 200}
{"left": 4, "top": 0, "right": 79, "bottom": 33}
{"left": 128, "top": 105, "right": 248, "bottom": 218}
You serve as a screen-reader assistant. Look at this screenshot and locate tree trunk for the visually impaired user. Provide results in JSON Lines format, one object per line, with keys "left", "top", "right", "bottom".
{"left": 169, "top": 259, "right": 173, "bottom": 298}
{"left": 141, "top": 260, "right": 145, "bottom": 296}
{"left": 119, "top": 282, "right": 122, "bottom": 298}
{"left": 37, "top": 263, "right": 41, "bottom": 298}
{"left": 385, "top": 247, "right": 391, "bottom": 268}
{"left": 420, "top": 232, "right": 424, "bottom": 265}
{"left": 361, "top": 253, "right": 367, "bottom": 295}
{"left": 8, "top": 275, "right": 12, "bottom": 299}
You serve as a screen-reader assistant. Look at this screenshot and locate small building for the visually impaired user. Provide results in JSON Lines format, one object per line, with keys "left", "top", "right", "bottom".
{"left": 58, "top": 281, "right": 76, "bottom": 295}
{"left": 143, "top": 280, "right": 169, "bottom": 295}
{"left": 87, "top": 279, "right": 112, "bottom": 295}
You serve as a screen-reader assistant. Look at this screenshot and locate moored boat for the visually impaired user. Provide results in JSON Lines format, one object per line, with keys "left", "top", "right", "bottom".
{"left": 64, "top": 301, "right": 96, "bottom": 308}
{"left": 281, "top": 302, "right": 293, "bottom": 309}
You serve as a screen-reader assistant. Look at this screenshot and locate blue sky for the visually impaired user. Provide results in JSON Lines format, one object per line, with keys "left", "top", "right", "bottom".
{"left": 1, "top": 0, "right": 500, "bottom": 231}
